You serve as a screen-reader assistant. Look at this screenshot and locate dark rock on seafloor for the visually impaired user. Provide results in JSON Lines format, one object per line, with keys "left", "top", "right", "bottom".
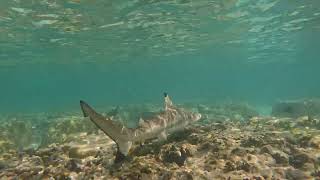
{"left": 309, "top": 135, "right": 320, "bottom": 148}
{"left": 35, "top": 145, "right": 62, "bottom": 157}
{"left": 0, "top": 160, "right": 7, "bottom": 170}
{"left": 224, "top": 160, "right": 251, "bottom": 173}
{"left": 260, "top": 145, "right": 273, "bottom": 154}
{"left": 187, "top": 133, "right": 205, "bottom": 145}
{"left": 231, "top": 147, "right": 255, "bottom": 156}
{"left": 311, "top": 169, "right": 320, "bottom": 177}
{"left": 167, "top": 128, "right": 194, "bottom": 142}
{"left": 272, "top": 151, "right": 289, "bottom": 165}
{"left": 285, "top": 168, "right": 311, "bottom": 180}
{"left": 176, "top": 171, "right": 194, "bottom": 180}
{"left": 272, "top": 100, "right": 320, "bottom": 118}
{"left": 236, "top": 160, "right": 251, "bottom": 172}
{"left": 283, "top": 133, "right": 299, "bottom": 145}
{"left": 260, "top": 145, "right": 289, "bottom": 165}
{"left": 161, "top": 145, "right": 189, "bottom": 166}
{"left": 289, "top": 152, "right": 313, "bottom": 169}
{"left": 65, "top": 158, "right": 81, "bottom": 172}
{"left": 241, "top": 136, "right": 265, "bottom": 147}
{"left": 224, "top": 161, "right": 237, "bottom": 172}
{"left": 198, "top": 142, "right": 216, "bottom": 152}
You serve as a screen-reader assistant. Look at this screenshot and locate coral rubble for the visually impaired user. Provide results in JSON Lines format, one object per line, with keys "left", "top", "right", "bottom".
{"left": 0, "top": 102, "right": 320, "bottom": 179}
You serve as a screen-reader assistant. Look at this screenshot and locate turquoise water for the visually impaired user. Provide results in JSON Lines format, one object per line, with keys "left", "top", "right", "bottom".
{"left": 0, "top": 0, "right": 320, "bottom": 113}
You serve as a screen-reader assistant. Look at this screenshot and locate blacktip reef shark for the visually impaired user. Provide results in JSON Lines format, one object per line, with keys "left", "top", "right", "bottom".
{"left": 80, "top": 93, "right": 202, "bottom": 163}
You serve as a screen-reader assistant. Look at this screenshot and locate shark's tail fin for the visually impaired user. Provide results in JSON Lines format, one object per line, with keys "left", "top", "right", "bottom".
{"left": 80, "top": 100, "right": 132, "bottom": 163}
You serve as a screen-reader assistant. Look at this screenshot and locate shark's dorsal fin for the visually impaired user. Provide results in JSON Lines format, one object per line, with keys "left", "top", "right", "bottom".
{"left": 80, "top": 100, "right": 132, "bottom": 162}
{"left": 139, "top": 118, "right": 145, "bottom": 126}
{"left": 164, "top": 92, "right": 174, "bottom": 111}
{"left": 107, "top": 106, "right": 120, "bottom": 117}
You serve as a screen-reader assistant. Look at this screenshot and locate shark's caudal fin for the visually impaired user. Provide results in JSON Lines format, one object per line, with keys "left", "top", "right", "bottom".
{"left": 80, "top": 100, "right": 132, "bottom": 163}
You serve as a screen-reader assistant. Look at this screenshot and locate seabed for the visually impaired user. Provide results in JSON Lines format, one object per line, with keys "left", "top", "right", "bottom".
{"left": 0, "top": 101, "right": 320, "bottom": 180}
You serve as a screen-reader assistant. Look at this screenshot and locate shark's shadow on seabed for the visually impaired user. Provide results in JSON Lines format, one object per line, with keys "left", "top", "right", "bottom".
{"left": 80, "top": 93, "right": 202, "bottom": 165}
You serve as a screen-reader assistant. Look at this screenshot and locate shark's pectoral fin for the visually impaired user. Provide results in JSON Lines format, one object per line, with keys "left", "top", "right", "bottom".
{"left": 158, "top": 131, "right": 167, "bottom": 141}
{"left": 107, "top": 106, "right": 120, "bottom": 117}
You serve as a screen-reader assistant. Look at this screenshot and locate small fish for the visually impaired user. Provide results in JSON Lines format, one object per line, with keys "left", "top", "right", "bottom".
{"left": 80, "top": 93, "right": 201, "bottom": 163}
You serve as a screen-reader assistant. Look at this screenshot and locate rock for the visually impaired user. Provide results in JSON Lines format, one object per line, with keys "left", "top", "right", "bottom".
{"left": 29, "top": 156, "right": 43, "bottom": 166}
{"left": 297, "top": 133, "right": 313, "bottom": 147}
{"left": 309, "top": 135, "right": 320, "bottom": 148}
{"left": 223, "top": 159, "right": 251, "bottom": 173}
{"left": 68, "top": 145, "right": 98, "bottom": 159}
{"left": 1, "top": 153, "right": 13, "bottom": 160}
{"left": 272, "top": 101, "right": 308, "bottom": 117}
{"left": 161, "top": 145, "right": 188, "bottom": 166}
{"left": 65, "top": 158, "right": 81, "bottom": 172}
{"left": 282, "top": 133, "right": 298, "bottom": 145}
{"left": 176, "top": 171, "right": 194, "bottom": 180}
{"left": 260, "top": 145, "right": 273, "bottom": 154}
{"left": 224, "top": 161, "right": 236, "bottom": 172}
{"left": 285, "top": 168, "right": 311, "bottom": 180}
{"left": 41, "top": 151, "right": 66, "bottom": 166}
{"left": 231, "top": 147, "right": 247, "bottom": 156}
{"left": 272, "top": 100, "right": 320, "bottom": 118}
{"left": 0, "top": 160, "right": 7, "bottom": 170}
{"left": 181, "top": 144, "right": 197, "bottom": 157}
{"left": 132, "top": 144, "right": 156, "bottom": 156}
{"left": 241, "top": 136, "right": 264, "bottom": 147}
{"left": 311, "top": 169, "right": 320, "bottom": 177}
{"left": 289, "top": 152, "right": 313, "bottom": 169}
{"left": 168, "top": 129, "right": 194, "bottom": 142}
{"left": 252, "top": 175, "right": 265, "bottom": 180}
{"left": 271, "top": 151, "right": 289, "bottom": 165}
{"left": 260, "top": 168, "right": 273, "bottom": 179}
{"left": 187, "top": 133, "right": 204, "bottom": 145}
{"left": 0, "top": 139, "right": 14, "bottom": 155}
{"left": 198, "top": 142, "right": 215, "bottom": 151}
{"left": 260, "top": 145, "right": 289, "bottom": 165}
{"left": 301, "top": 162, "right": 314, "bottom": 171}
{"left": 14, "top": 157, "right": 44, "bottom": 175}
{"left": 235, "top": 160, "right": 251, "bottom": 172}
{"left": 35, "top": 147, "right": 56, "bottom": 157}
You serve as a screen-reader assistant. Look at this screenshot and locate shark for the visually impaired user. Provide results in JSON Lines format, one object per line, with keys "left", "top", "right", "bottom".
{"left": 79, "top": 93, "right": 202, "bottom": 163}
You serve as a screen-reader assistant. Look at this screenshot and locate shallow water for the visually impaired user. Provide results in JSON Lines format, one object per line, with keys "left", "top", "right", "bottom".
{"left": 1, "top": 0, "right": 320, "bottom": 179}
{"left": 0, "top": 0, "right": 319, "bottom": 113}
